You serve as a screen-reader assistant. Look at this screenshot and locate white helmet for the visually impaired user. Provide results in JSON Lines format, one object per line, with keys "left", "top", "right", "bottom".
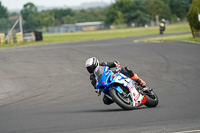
{"left": 85, "top": 57, "right": 99, "bottom": 73}
{"left": 161, "top": 19, "right": 165, "bottom": 23}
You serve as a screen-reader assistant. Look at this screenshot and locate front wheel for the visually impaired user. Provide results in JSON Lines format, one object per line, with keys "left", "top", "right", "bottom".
{"left": 109, "top": 87, "right": 134, "bottom": 110}
{"left": 144, "top": 90, "right": 159, "bottom": 107}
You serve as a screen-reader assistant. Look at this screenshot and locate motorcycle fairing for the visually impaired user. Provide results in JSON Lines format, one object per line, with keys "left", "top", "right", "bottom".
{"left": 95, "top": 66, "right": 145, "bottom": 107}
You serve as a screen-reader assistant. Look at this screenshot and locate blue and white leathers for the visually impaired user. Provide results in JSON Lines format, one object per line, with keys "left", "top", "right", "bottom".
{"left": 94, "top": 66, "right": 144, "bottom": 107}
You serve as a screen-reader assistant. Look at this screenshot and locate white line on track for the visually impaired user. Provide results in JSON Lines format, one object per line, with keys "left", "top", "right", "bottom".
{"left": 173, "top": 130, "right": 200, "bottom": 133}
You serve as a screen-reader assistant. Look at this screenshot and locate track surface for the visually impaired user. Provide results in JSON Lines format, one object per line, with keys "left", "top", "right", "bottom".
{"left": 0, "top": 36, "right": 200, "bottom": 133}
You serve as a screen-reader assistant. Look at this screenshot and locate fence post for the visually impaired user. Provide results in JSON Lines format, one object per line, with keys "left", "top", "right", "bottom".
{"left": 8, "top": 34, "right": 13, "bottom": 44}
{"left": 0, "top": 33, "right": 5, "bottom": 45}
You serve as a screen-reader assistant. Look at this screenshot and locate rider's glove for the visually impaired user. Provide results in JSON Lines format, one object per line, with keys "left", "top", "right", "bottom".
{"left": 114, "top": 61, "right": 121, "bottom": 71}
{"left": 101, "top": 62, "right": 107, "bottom": 66}
{"left": 95, "top": 89, "right": 102, "bottom": 96}
{"left": 114, "top": 61, "right": 120, "bottom": 66}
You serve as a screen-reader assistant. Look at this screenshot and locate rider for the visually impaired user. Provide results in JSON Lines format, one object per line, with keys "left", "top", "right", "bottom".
{"left": 159, "top": 18, "right": 166, "bottom": 34}
{"left": 85, "top": 57, "right": 148, "bottom": 105}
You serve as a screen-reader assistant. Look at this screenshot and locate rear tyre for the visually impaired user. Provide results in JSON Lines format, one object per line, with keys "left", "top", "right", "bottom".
{"left": 144, "top": 90, "right": 159, "bottom": 107}
{"left": 109, "top": 87, "right": 134, "bottom": 110}
{"left": 160, "top": 30, "right": 163, "bottom": 35}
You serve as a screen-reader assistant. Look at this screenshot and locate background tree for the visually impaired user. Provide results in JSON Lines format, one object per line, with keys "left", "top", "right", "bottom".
{"left": 21, "top": 2, "right": 40, "bottom": 31}
{"left": 0, "top": 2, "right": 9, "bottom": 32}
{"left": 146, "top": 0, "right": 172, "bottom": 21}
{"left": 0, "top": 1, "right": 8, "bottom": 18}
{"left": 51, "top": 8, "right": 74, "bottom": 25}
{"left": 106, "top": 0, "right": 150, "bottom": 26}
{"left": 169, "top": 0, "right": 191, "bottom": 20}
{"left": 130, "top": 0, "right": 150, "bottom": 26}
{"left": 113, "top": 11, "right": 125, "bottom": 25}
{"left": 187, "top": 0, "right": 200, "bottom": 33}
{"left": 39, "top": 11, "right": 53, "bottom": 27}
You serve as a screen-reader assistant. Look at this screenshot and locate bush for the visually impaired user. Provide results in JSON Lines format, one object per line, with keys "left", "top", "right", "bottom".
{"left": 187, "top": 0, "right": 200, "bottom": 37}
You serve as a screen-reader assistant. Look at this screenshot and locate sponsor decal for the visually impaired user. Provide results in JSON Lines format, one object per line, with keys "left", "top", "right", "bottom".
{"left": 86, "top": 58, "right": 92, "bottom": 66}
{"left": 135, "top": 101, "right": 140, "bottom": 107}
{"left": 105, "top": 66, "right": 109, "bottom": 71}
{"left": 134, "top": 93, "right": 140, "bottom": 101}
{"left": 127, "top": 82, "right": 133, "bottom": 90}
{"left": 105, "top": 72, "right": 109, "bottom": 75}
{"left": 133, "top": 93, "right": 135, "bottom": 97}
{"left": 112, "top": 74, "right": 116, "bottom": 79}
{"left": 140, "top": 95, "right": 147, "bottom": 105}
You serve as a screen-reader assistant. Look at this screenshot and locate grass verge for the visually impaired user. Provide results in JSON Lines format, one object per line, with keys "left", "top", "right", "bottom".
{"left": 140, "top": 34, "right": 200, "bottom": 43}
{"left": 0, "top": 23, "right": 191, "bottom": 49}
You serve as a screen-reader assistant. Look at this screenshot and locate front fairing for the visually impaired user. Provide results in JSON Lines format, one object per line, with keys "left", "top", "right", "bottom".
{"left": 94, "top": 66, "right": 145, "bottom": 107}
{"left": 95, "top": 66, "right": 134, "bottom": 94}
{"left": 95, "top": 66, "right": 114, "bottom": 93}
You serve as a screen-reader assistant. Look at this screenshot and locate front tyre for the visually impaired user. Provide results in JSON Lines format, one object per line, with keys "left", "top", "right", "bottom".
{"left": 144, "top": 90, "right": 159, "bottom": 107}
{"left": 109, "top": 88, "right": 134, "bottom": 110}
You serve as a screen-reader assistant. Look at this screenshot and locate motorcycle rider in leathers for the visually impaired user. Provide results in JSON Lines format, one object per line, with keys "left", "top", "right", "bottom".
{"left": 85, "top": 57, "right": 148, "bottom": 105}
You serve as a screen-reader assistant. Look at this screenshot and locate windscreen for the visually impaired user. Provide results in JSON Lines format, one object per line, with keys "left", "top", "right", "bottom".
{"left": 94, "top": 66, "right": 104, "bottom": 78}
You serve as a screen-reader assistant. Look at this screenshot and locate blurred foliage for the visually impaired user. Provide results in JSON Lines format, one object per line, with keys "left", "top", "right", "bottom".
{"left": 0, "top": 2, "right": 9, "bottom": 32}
{"left": 0, "top": 2, "right": 8, "bottom": 19}
{"left": 187, "top": 0, "right": 200, "bottom": 30}
{"left": 0, "top": 0, "right": 193, "bottom": 32}
{"left": 21, "top": 3, "right": 40, "bottom": 31}
{"left": 146, "top": 0, "right": 172, "bottom": 20}
{"left": 106, "top": 0, "right": 151, "bottom": 26}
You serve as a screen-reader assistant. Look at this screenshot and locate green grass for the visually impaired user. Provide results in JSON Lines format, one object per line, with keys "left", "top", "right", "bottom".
{"left": 0, "top": 23, "right": 191, "bottom": 49}
{"left": 43, "top": 23, "right": 190, "bottom": 43}
{"left": 140, "top": 34, "right": 200, "bottom": 43}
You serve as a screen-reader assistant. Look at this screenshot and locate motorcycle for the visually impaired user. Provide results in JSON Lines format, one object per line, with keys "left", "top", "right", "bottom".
{"left": 159, "top": 22, "right": 165, "bottom": 35}
{"left": 94, "top": 66, "right": 158, "bottom": 110}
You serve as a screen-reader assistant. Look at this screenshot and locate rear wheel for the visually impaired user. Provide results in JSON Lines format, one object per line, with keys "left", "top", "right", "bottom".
{"left": 109, "top": 86, "right": 134, "bottom": 110}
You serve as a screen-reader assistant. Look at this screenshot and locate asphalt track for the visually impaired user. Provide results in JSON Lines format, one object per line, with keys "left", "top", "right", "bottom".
{"left": 0, "top": 34, "right": 200, "bottom": 133}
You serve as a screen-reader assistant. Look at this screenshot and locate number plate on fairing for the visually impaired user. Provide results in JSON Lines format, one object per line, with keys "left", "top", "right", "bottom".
{"left": 127, "top": 82, "right": 144, "bottom": 107}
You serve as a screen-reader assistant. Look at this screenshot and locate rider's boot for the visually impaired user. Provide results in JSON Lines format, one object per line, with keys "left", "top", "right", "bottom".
{"left": 130, "top": 73, "right": 152, "bottom": 93}
{"left": 130, "top": 73, "right": 147, "bottom": 87}
{"left": 122, "top": 67, "right": 149, "bottom": 92}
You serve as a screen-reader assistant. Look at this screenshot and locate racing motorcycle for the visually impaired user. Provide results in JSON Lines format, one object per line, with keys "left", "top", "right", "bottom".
{"left": 94, "top": 66, "right": 158, "bottom": 110}
{"left": 159, "top": 22, "right": 165, "bottom": 35}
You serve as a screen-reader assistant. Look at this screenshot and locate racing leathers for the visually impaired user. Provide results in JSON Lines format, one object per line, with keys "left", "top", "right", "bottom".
{"left": 89, "top": 61, "right": 147, "bottom": 105}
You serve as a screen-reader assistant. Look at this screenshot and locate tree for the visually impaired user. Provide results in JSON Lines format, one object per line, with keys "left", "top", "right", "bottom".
{"left": 187, "top": 0, "right": 200, "bottom": 31}
{"left": 61, "top": 15, "right": 76, "bottom": 24}
{"left": 0, "top": 1, "right": 8, "bottom": 18}
{"left": 169, "top": 0, "right": 191, "bottom": 19}
{"left": 21, "top": 3, "right": 38, "bottom": 20}
{"left": 21, "top": 2, "right": 40, "bottom": 31}
{"left": 39, "top": 11, "right": 53, "bottom": 27}
{"left": 51, "top": 8, "right": 74, "bottom": 25}
{"left": 128, "top": 0, "right": 150, "bottom": 26}
{"left": 146, "top": 0, "right": 172, "bottom": 21}
{"left": 105, "top": 5, "right": 119, "bottom": 25}
{"left": 106, "top": 0, "right": 150, "bottom": 26}
{"left": 0, "top": 2, "right": 8, "bottom": 32}
{"left": 113, "top": 11, "right": 125, "bottom": 25}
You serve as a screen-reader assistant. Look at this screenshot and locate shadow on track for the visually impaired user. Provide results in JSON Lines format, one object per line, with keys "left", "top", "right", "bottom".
{"left": 70, "top": 106, "right": 148, "bottom": 113}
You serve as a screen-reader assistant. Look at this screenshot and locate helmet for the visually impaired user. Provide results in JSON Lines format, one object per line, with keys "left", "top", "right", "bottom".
{"left": 161, "top": 19, "right": 165, "bottom": 23}
{"left": 85, "top": 57, "right": 99, "bottom": 73}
